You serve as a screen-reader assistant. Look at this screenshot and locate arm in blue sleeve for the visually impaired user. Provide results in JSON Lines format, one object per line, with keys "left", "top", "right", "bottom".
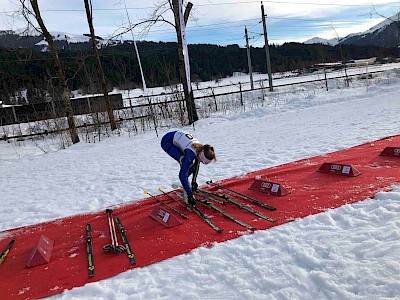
{"left": 189, "top": 159, "right": 200, "bottom": 185}
{"left": 179, "top": 150, "right": 196, "bottom": 195}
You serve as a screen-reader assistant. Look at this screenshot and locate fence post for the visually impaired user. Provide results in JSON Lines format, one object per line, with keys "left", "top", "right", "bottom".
{"left": 260, "top": 81, "right": 265, "bottom": 105}
{"left": 178, "top": 93, "right": 185, "bottom": 126}
{"left": 87, "top": 97, "right": 92, "bottom": 113}
{"left": 239, "top": 82, "right": 244, "bottom": 108}
{"left": 11, "top": 106, "right": 18, "bottom": 123}
{"left": 51, "top": 100, "right": 56, "bottom": 117}
{"left": 96, "top": 112, "right": 101, "bottom": 142}
{"left": 129, "top": 98, "right": 135, "bottom": 118}
{"left": 323, "top": 67, "right": 328, "bottom": 91}
{"left": 147, "top": 97, "right": 158, "bottom": 137}
{"left": 212, "top": 87, "right": 218, "bottom": 111}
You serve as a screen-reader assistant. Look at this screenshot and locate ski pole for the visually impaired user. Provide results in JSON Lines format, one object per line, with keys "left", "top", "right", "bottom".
{"left": 206, "top": 180, "right": 277, "bottom": 211}
{"left": 103, "top": 209, "right": 116, "bottom": 253}
{"left": 158, "top": 187, "right": 192, "bottom": 211}
{"left": 170, "top": 183, "right": 226, "bottom": 205}
{"left": 144, "top": 190, "right": 189, "bottom": 219}
{"left": 103, "top": 209, "right": 125, "bottom": 254}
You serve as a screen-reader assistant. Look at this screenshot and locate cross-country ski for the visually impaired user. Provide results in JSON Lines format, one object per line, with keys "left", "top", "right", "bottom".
{"left": 0, "top": 238, "right": 15, "bottom": 267}
{"left": 86, "top": 224, "right": 94, "bottom": 278}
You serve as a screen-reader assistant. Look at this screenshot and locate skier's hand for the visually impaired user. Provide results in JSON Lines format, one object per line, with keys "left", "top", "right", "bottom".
{"left": 191, "top": 182, "right": 198, "bottom": 192}
{"left": 187, "top": 194, "right": 196, "bottom": 205}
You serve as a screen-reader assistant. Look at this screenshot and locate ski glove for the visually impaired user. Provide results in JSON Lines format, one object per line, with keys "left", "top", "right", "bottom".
{"left": 191, "top": 182, "right": 198, "bottom": 192}
{"left": 187, "top": 194, "right": 196, "bottom": 205}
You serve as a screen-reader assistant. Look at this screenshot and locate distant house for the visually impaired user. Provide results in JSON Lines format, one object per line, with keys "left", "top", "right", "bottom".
{"left": 307, "top": 62, "right": 343, "bottom": 73}
{"left": 348, "top": 57, "right": 377, "bottom": 66}
{"left": 309, "top": 57, "right": 377, "bottom": 72}
{"left": 312, "top": 62, "right": 343, "bottom": 69}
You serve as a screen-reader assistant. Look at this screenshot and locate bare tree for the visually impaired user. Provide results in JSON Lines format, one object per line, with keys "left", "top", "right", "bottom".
{"left": 117, "top": 0, "right": 198, "bottom": 124}
{"left": 331, "top": 24, "right": 349, "bottom": 87}
{"left": 19, "top": 0, "right": 79, "bottom": 144}
{"left": 83, "top": 0, "right": 117, "bottom": 131}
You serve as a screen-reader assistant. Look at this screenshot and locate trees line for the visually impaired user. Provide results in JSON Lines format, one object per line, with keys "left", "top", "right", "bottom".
{"left": 1, "top": 40, "right": 398, "bottom": 106}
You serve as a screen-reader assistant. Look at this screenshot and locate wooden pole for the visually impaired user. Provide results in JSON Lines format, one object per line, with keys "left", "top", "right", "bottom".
{"left": 245, "top": 26, "right": 254, "bottom": 90}
{"left": 261, "top": 2, "right": 273, "bottom": 92}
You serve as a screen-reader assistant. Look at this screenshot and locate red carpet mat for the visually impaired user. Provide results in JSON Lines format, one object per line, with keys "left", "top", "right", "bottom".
{"left": 1, "top": 135, "right": 399, "bottom": 299}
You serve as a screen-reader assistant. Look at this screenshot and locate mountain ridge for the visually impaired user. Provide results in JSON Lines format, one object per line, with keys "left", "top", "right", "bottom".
{"left": 305, "top": 13, "right": 400, "bottom": 48}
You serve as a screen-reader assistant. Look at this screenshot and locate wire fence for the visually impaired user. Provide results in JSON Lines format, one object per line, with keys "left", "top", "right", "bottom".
{"left": 1, "top": 67, "right": 397, "bottom": 148}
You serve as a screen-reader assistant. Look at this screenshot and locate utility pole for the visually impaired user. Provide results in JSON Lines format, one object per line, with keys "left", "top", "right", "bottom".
{"left": 261, "top": 1, "right": 273, "bottom": 91}
{"left": 245, "top": 26, "right": 254, "bottom": 90}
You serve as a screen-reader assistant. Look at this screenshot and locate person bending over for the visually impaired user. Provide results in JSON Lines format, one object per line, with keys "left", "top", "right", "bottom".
{"left": 161, "top": 130, "right": 216, "bottom": 205}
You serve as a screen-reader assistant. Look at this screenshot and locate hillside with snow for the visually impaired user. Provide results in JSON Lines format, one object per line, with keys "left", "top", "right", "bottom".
{"left": 340, "top": 13, "right": 400, "bottom": 47}
{"left": 303, "top": 37, "right": 338, "bottom": 46}
{"left": 0, "top": 29, "right": 117, "bottom": 51}
{"left": 305, "top": 13, "right": 400, "bottom": 48}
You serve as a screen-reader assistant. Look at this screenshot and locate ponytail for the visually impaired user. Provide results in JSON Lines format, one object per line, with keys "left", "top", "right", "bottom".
{"left": 203, "top": 144, "right": 217, "bottom": 161}
{"left": 192, "top": 143, "right": 217, "bottom": 161}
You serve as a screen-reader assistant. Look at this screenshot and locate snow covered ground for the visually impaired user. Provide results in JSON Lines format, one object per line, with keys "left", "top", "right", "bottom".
{"left": 112, "top": 62, "right": 400, "bottom": 101}
{"left": 1, "top": 67, "right": 400, "bottom": 299}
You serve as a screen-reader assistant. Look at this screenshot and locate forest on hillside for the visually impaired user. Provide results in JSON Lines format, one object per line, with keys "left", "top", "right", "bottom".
{"left": 0, "top": 40, "right": 398, "bottom": 105}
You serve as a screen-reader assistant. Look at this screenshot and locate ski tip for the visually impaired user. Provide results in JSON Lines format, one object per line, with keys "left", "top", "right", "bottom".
{"left": 143, "top": 190, "right": 148, "bottom": 194}
{"left": 157, "top": 187, "right": 162, "bottom": 191}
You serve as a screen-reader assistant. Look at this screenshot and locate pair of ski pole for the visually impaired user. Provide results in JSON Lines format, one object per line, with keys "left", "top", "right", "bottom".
{"left": 145, "top": 189, "right": 189, "bottom": 219}
{"left": 103, "top": 209, "right": 125, "bottom": 255}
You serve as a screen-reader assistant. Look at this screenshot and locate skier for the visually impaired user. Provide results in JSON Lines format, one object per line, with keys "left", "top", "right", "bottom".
{"left": 161, "top": 130, "right": 216, "bottom": 205}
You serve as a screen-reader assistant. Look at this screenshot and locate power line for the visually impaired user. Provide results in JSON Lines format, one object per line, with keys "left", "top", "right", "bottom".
{"left": 0, "top": 19, "right": 349, "bottom": 50}
{"left": 195, "top": 0, "right": 399, "bottom": 7}
{"left": 97, "top": 13, "right": 378, "bottom": 41}
{"left": 1, "top": 0, "right": 399, "bottom": 14}
{"left": 1, "top": 4, "right": 392, "bottom": 39}
{"left": 0, "top": 2, "right": 394, "bottom": 50}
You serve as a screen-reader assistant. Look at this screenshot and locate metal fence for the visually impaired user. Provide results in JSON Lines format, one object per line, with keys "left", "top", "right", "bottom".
{"left": 0, "top": 94, "right": 124, "bottom": 126}
{"left": 0, "top": 69, "right": 393, "bottom": 144}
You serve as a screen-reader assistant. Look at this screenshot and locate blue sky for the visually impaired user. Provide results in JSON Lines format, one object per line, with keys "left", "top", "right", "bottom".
{"left": 1, "top": 0, "right": 399, "bottom": 46}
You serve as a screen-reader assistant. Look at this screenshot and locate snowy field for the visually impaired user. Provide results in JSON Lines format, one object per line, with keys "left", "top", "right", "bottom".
{"left": 1, "top": 67, "right": 400, "bottom": 299}
{"left": 112, "top": 62, "right": 400, "bottom": 101}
